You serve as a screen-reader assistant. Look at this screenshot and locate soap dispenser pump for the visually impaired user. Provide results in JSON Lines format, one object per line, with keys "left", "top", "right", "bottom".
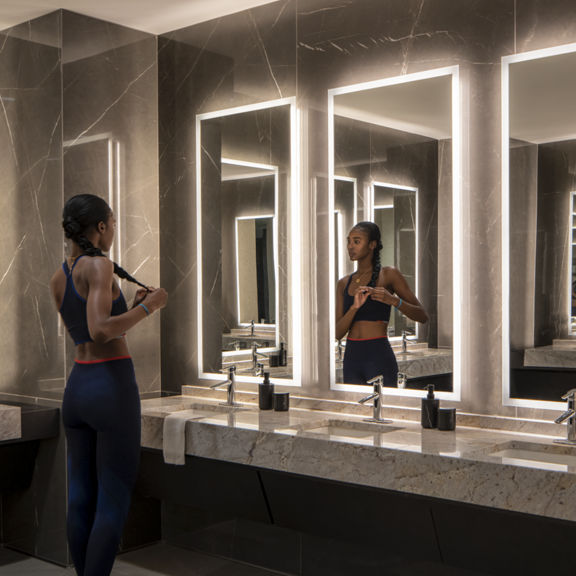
{"left": 421, "top": 384, "right": 439, "bottom": 429}
{"left": 279, "top": 342, "right": 287, "bottom": 366}
{"left": 258, "top": 371, "right": 274, "bottom": 410}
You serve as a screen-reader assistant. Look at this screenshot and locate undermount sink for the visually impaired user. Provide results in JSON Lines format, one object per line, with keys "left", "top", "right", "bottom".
{"left": 487, "top": 441, "right": 576, "bottom": 471}
{"left": 299, "top": 418, "right": 402, "bottom": 439}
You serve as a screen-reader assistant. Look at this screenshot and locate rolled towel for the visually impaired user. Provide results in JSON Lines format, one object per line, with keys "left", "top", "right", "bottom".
{"left": 163, "top": 410, "right": 200, "bottom": 465}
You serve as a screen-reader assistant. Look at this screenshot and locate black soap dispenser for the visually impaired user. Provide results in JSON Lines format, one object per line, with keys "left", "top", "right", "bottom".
{"left": 279, "top": 342, "right": 287, "bottom": 367}
{"left": 258, "top": 371, "right": 274, "bottom": 410}
{"left": 421, "top": 384, "right": 439, "bottom": 429}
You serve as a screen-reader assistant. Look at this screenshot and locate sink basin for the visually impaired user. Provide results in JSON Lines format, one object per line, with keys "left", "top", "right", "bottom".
{"left": 299, "top": 418, "right": 402, "bottom": 441}
{"left": 142, "top": 399, "right": 250, "bottom": 420}
{"left": 487, "top": 441, "right": 576, "bottom": 471}
{"left": 194, "top": 411, "right": 261, "bottom": 429}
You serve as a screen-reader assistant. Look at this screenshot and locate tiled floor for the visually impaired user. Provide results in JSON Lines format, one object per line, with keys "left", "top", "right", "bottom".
{"left": 0, "top": 543, "right": 283, "bottom": 575}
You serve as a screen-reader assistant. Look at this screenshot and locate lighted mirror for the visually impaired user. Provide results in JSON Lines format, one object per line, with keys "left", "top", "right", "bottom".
{"left": 329, "top": 67, "right": 461, "bottom": 399}
{"left": 196, "top": 98, "right": 300, "bottom": 385}
{"left": 64, "top": 133, "right": 122, "bottom": 264}
{"left": 235, "top": 214, "right": 277, "bottom": 327}
{"left": 503, "top": 43, "right": 576, "bottom": 407}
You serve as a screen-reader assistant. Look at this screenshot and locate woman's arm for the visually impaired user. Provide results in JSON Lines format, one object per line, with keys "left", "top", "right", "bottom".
{"left": 367, "top": 267, "right": 428, "bottom": 324}
{"left": 335, "top": 276, "right": 370, "bottom": 340}
{"left": 85, "top": 257, "right": 166, "bottom": 343}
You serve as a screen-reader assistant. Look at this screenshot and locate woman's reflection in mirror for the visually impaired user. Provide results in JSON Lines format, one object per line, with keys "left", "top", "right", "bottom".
{"left": 335, "top": 221, "right": 428, "bottom": 386}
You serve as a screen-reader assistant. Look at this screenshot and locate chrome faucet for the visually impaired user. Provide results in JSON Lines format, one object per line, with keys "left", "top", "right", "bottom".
{"left": 251, "top": 342, "right": 268, "bottom": 374}
{"left": 554, "top": 388, "right": 576, "bottom": 444}
{"left": 210, "top": 366, "right": 240, "bottom": 407}
{"left": 358, "top": 375, "right": 392, "bottom": 423}
{"left": 401, "top": 329, "right": 415, "bottom": 354}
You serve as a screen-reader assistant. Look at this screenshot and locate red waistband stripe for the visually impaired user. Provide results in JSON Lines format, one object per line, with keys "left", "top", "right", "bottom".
{"left": 75, "top": 355, "right": 132, "bottom": 364}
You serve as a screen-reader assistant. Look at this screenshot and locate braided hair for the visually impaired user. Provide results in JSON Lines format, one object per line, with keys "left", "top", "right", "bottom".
{"left": 352, "top": 221, "right": 382, "bottom": 287}
{"left": 62, "top": 194, "right": 149, "bottom": 291}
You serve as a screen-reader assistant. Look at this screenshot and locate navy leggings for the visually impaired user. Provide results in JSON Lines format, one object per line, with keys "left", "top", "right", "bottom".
{"left": 62, "top": 357, "right": 141, "bottom": 576}
{"left": 343, "top": 337, "right": 398, "bottom": 386}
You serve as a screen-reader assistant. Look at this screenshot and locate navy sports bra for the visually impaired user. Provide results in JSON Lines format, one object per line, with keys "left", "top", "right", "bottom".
{"left": 342, "top": 273, "right": 391, "bottom": 323}
{"left": 59, "top": 255, "right": 128, "bottom": 345}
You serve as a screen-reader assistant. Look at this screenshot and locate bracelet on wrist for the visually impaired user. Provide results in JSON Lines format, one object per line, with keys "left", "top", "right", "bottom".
{"left": 138, "top": 302, "right": 151, "bottom": 316}
{"left": 394, "top": 297, "right": 403, "bottom": 310}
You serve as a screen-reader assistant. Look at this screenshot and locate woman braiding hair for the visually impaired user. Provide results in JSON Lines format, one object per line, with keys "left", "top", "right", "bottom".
{"left": 50, "top": 193, "right": 167, "bottom": 576}
{"left": 335, "top": 220, "right": 428, "bottom": 387}
{"left": 62, "top": 193, "right": 149, "bottom": 290}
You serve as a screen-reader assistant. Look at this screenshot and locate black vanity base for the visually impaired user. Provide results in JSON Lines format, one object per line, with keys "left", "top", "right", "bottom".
{"left": 136, "top": 449, "right": 576, "bottom": 576}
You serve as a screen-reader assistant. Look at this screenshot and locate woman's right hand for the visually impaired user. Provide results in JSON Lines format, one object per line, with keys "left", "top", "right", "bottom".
{"left": 353, "top": 286, "right": 370, "bottom": 310}
{"left": 142, "top": 287, "right": 168, "bottom": 313}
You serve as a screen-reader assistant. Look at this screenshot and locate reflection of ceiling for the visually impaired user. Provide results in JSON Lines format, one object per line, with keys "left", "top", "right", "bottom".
{"left": 334, "top": 75, "right": 452, "bottom": 140}
{"left": 222, "top": 161, "right": 275, "bottom": 181}
{"left": 0, "top": 0, "right": 279, "bottom": 35}
{"left": 510, "top": 51, "right": 576, "bottom": 144}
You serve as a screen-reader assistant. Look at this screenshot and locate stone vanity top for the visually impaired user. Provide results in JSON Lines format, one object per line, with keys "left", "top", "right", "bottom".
{"left": 0, "top": 403, "right": 21, "bottom": 442}
{"left": 141, "top": 394, "right": 576, "bottom": 523}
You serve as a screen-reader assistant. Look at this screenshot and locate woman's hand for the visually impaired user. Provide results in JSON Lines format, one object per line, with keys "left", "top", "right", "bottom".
{"left": 141, "top": 287, "right": 168, "bottom": 314}
{"left": 366, "top": 286, "right": 396, "bottom": 306}
{"left": 353, "top": 286, "right": 371, "bottom": 309}
{"left": 132, "top": 288, "right": 149, "bottom": 308}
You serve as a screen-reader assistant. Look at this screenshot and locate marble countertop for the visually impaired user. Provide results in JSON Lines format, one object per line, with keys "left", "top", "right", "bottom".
{"left": 141, "top": 393, "right": 576, "bottom": 523}
{"left": 0, "top": 403, "right": 21, "bottom": 442}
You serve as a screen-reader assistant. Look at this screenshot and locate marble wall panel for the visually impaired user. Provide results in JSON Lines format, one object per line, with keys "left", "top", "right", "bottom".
{"left": 62, "top": 11, "right": 160, "bottom": 395}
{"left": 0, "top": 13, "right": 63, "bottom": 399}
{"left": 297, "top": 0, "right": 514, "bottom": 404}
{"left": 158, "top": 2, "right": 297, "bottom": 392}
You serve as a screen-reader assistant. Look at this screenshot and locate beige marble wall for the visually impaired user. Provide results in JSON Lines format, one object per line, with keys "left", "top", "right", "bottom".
{"left": 158, "top": 0, "right": 576, "bottom": 420}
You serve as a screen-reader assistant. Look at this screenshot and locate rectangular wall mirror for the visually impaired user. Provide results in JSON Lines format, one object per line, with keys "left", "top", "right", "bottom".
{"left": 196, "top": 98, "right": 301, "bottom": 385}
{"left": 328, "top": 67, "right": 461, "bottom": 399}
{"left": 503, "top": 43, "right": 576, "bottom": 407}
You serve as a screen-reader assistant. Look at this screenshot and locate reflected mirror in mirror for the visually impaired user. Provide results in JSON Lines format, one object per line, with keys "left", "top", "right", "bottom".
{"left": 235, "top": 214, "right": 277, "bottom": 326}
{"left": 196, "top": 98, "right": 300, "bottom": 385}
{"left": 503, "top": 43, "right": 576, "bottom": 406}
{"left": 64, "top": 134, "right": 122, "bottom": 264}
{"left": 329, "top": 67, "right": 461, "bottom": 398}
{"left": 372, "top": 183, "right": 417, "bottom": 341}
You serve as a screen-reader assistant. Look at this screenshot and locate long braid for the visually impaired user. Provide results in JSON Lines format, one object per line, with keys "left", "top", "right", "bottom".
{"left": 76, "top": 235, "right": 149, "bottom": 290}
{"left": 62, "top": 194, "right": 149, "bottom": 291}
{"left": 352, "top": 221, "right": 382, "bottom": 287}
{"left": 369, "top": 240, "right": 382, "bottom": 287}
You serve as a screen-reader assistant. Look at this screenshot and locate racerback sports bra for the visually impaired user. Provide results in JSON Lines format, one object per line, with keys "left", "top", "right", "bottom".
{"left": 59, "top": 255, "right": 128, "bottom": 345}
{"left": 342, "top": 273, "right": 391, "bottom": 323}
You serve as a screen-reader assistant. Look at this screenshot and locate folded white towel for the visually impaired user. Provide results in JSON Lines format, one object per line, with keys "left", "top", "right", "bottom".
{"left": 163, "top": 410, "right": 200, "bottom": 465}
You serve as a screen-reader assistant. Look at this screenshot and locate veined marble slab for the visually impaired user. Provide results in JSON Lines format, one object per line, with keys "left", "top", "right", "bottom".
{"left": 524, "top": 345, "right": 576, "bottom": 368}
{"left": 0, "top": 404, "right": 21, "bottom": 441}
{"left": 141, "top": 394, "right": 576, "bottom": 523}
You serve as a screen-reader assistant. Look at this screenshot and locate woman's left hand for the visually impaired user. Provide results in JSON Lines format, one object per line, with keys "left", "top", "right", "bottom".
{"left": 132, "top": 288, "right": 150, "bottom": 308}
{"left": 365, "top": 286, "right": 395, "bottom": 306}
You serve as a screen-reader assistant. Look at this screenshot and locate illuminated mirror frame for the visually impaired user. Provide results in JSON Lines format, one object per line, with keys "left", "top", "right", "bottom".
{"left": 328, "top": 66, "right": 462, "bottom": 400}
{"left": 502, "top": 43, "right": 576, "bottom": 409}
{"left": 196, "top": 97, "right": 301, "bottom": 386}
{"left": 333, "top": 176, "right": 358, "bottom": 283}
{"left": 64, "top": 133, "right": 123, "bottom": 265}
{"left": 371, "top": 181, "right": 420, "bottom": 341}
{"left": 222, "top": 157, "right": 279, "bottom": 334}
{"left": 234, "top": 212, "right": 279, "bottom": 333}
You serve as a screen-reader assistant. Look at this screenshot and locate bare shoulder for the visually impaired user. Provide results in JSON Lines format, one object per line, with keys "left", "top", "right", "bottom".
{"left": 49, "top": 267, "right": 65, "bottom": 294}
{"left": 337, "top": 274, "right": 351, "bottom": 291}
{"left": 379, "top": 266, "right": 399, "bottom": 281}
{"left": 50, "top": 267, "right": 66, "bottom": 308}
{"left": 77, "top": 256, "right": 115, "bottom": 293}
